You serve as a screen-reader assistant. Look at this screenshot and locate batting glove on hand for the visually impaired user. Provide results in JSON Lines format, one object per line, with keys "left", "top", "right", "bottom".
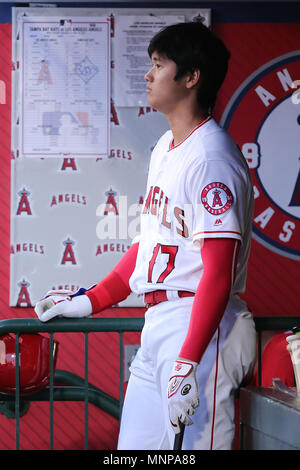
{"left": 34, "top": 288, "right": 92, "bottom": 322}
{"left": 167, "top": 359, "right": 199, "bottom": 434}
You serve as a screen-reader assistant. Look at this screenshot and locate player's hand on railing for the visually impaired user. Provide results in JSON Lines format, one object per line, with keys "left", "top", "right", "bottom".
{"left": 34, "top": 288, "right": 92, "bottom": 322}
{"left": 167, "top": 358, "right": 199, "bottom": 434}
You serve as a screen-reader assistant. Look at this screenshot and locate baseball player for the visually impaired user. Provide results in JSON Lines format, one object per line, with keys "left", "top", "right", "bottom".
{"left": 35, "top": 22, "right": 256, "bottom": 450}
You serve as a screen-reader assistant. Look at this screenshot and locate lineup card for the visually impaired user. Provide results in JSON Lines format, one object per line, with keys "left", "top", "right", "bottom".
{"left": 113, "top": 15, "right": 184, "bottom": 107}
{"left": 20, "top": 16, "right": 111, "bottom": 157}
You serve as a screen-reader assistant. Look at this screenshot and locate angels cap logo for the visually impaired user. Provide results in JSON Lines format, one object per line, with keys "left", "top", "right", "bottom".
{"left": 221, "top": 51, "right": 300, "bottom": 260}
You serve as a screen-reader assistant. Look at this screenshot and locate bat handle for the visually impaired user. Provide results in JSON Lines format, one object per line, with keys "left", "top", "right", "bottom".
{"left": 173, "top": 422, "right": 185, "bottom": 450}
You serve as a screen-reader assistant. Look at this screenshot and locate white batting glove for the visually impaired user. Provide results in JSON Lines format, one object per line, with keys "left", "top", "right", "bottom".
{"left": 35, "top": 288, "right": 92, "bottom": 322}
{"left": 167, "top": 359, "right": 199, "bottom": 434}
{"left": 35, "top": 289, "right": 73, "bottom": 319}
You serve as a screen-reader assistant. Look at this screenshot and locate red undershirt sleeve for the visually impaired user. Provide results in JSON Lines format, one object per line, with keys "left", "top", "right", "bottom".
{"left": 179, "top": 238, "right": 240, "bottom": 364}
{"left": 85, "top": 243, "right": 139, "bottom": 313}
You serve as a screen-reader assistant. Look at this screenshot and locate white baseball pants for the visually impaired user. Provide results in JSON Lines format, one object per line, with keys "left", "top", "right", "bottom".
{"left": 117, "top": 296, "right": 256, "bottom": 450}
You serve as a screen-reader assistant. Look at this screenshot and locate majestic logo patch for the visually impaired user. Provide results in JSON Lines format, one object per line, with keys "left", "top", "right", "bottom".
{"left": 220, "top": 51, "right": 300, "bottom": 260}
{"left": 201, "top": 182, "right": 233, "bottom": 215}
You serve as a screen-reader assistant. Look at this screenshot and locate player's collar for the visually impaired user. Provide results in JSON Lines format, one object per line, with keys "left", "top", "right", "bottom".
{"left": 168, "top": 115, "right": 212, "bottom": 151}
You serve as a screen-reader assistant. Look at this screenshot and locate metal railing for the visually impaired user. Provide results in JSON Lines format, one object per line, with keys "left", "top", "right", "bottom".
{"left": 0, "top": 315, "right": 298, "bottom": 450}
{"left": 0, "top": 316, "right": 144, "bottom": 450}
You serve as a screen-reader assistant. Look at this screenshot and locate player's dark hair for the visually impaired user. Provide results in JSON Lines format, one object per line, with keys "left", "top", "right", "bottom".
{"left": 148, "top": 21, "right": 230, "bottom": 111}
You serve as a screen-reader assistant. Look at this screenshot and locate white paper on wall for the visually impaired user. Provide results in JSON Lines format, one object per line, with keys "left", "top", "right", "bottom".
{"left": 113, "top": 15, "right": 184, "bottom": 107}
{"left": 19, "top": 16, "right": 111, "bottom": 158}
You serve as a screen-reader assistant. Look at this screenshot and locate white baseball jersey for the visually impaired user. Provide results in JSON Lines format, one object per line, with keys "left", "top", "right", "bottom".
{"left": 129, "top": 116, "right": 254, "bottom": 296}
{"left": 120, "top": 117, "right": 256, "bottom": 451}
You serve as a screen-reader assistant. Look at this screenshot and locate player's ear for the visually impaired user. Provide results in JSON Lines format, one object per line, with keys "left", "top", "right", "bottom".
{"left": 185, "top": 69, "right": 201, "bottom": 89}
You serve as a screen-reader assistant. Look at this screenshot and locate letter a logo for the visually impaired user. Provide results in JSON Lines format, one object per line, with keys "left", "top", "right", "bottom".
{"left": 104, "top": 188, "right": 119, "bottom": 215}
{"left": 16, "top": 188, "right": 32, "bottom": 215}
{"left": 61, "top": 237, "right": 77, "bottom": 265}
{"left": 16, "top": 279, "right": 32, "bottom": 307}
{"left": 61, "top": 157, "right": 77, "bottom": 171}
{"left": 212, "top": 189, "right": 223, "bottom": 207}
{"left": 38, "top": 60, "right": 52, "bottom": 85}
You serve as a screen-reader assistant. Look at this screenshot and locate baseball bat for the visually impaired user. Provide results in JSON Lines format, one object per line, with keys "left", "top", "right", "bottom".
{"left": 173, "top": 423, "right": 185, "bottom": 450}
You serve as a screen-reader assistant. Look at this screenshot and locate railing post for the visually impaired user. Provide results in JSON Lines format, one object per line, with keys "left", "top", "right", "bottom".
{"left": 84, "top": 332, "right": 89, "bottom": 450}
{"left": 15, "top": 333, "right": 20, "bottom": 450}
{"left": 119, "top": 332, "right": 124, "bottom": 418}
{"left": 49, "top": 332, "right": 54, "bottom": 450}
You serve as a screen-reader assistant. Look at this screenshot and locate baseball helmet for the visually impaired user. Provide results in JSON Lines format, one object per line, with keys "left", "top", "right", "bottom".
{"left": 0, "top": 333, "right": 59, "bottom": 395}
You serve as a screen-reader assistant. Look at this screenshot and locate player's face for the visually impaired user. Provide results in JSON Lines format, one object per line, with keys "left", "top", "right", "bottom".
{"left": 145, "top": 52, "right": 190, "bottom": 114}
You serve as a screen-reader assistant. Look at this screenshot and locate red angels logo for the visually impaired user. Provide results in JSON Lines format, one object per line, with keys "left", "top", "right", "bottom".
{"left": 16, "top": 279, "right": 32, "bottom": 307}
{"left": 16, "top": 188, "right": 32, "bottom": 215}
{"left": 95, "top": 243, "right": 130, "bottom": 256}
{"left": 201, "top": 182, "right": 233, "bottom": 215}
{"left": 10, "top": 243, "right": 44, "bottom": 255}
{"left": 221, "top": 51, "right": 300, "bottom": 259}
{"left": 50, "top": 193, "right": 87, "bottom": 207}
{"left": 61, "top": 237, "right": 77, "bottom": 265}
{"left": 96, "top": 149, "right": 133, "bottom": 162}
{"left": 104, "top": 188, "right": 119, "bottom": 215}
{"left": 109, "top": 149, "right": 132, "bottom": 160}
{"left": 60, "top": 157, "right": 77, "bottom": 171}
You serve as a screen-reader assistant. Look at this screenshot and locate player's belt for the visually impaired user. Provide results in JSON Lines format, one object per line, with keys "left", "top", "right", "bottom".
{"left": 144, "top": 290, "right": 195, "bottom": 308}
